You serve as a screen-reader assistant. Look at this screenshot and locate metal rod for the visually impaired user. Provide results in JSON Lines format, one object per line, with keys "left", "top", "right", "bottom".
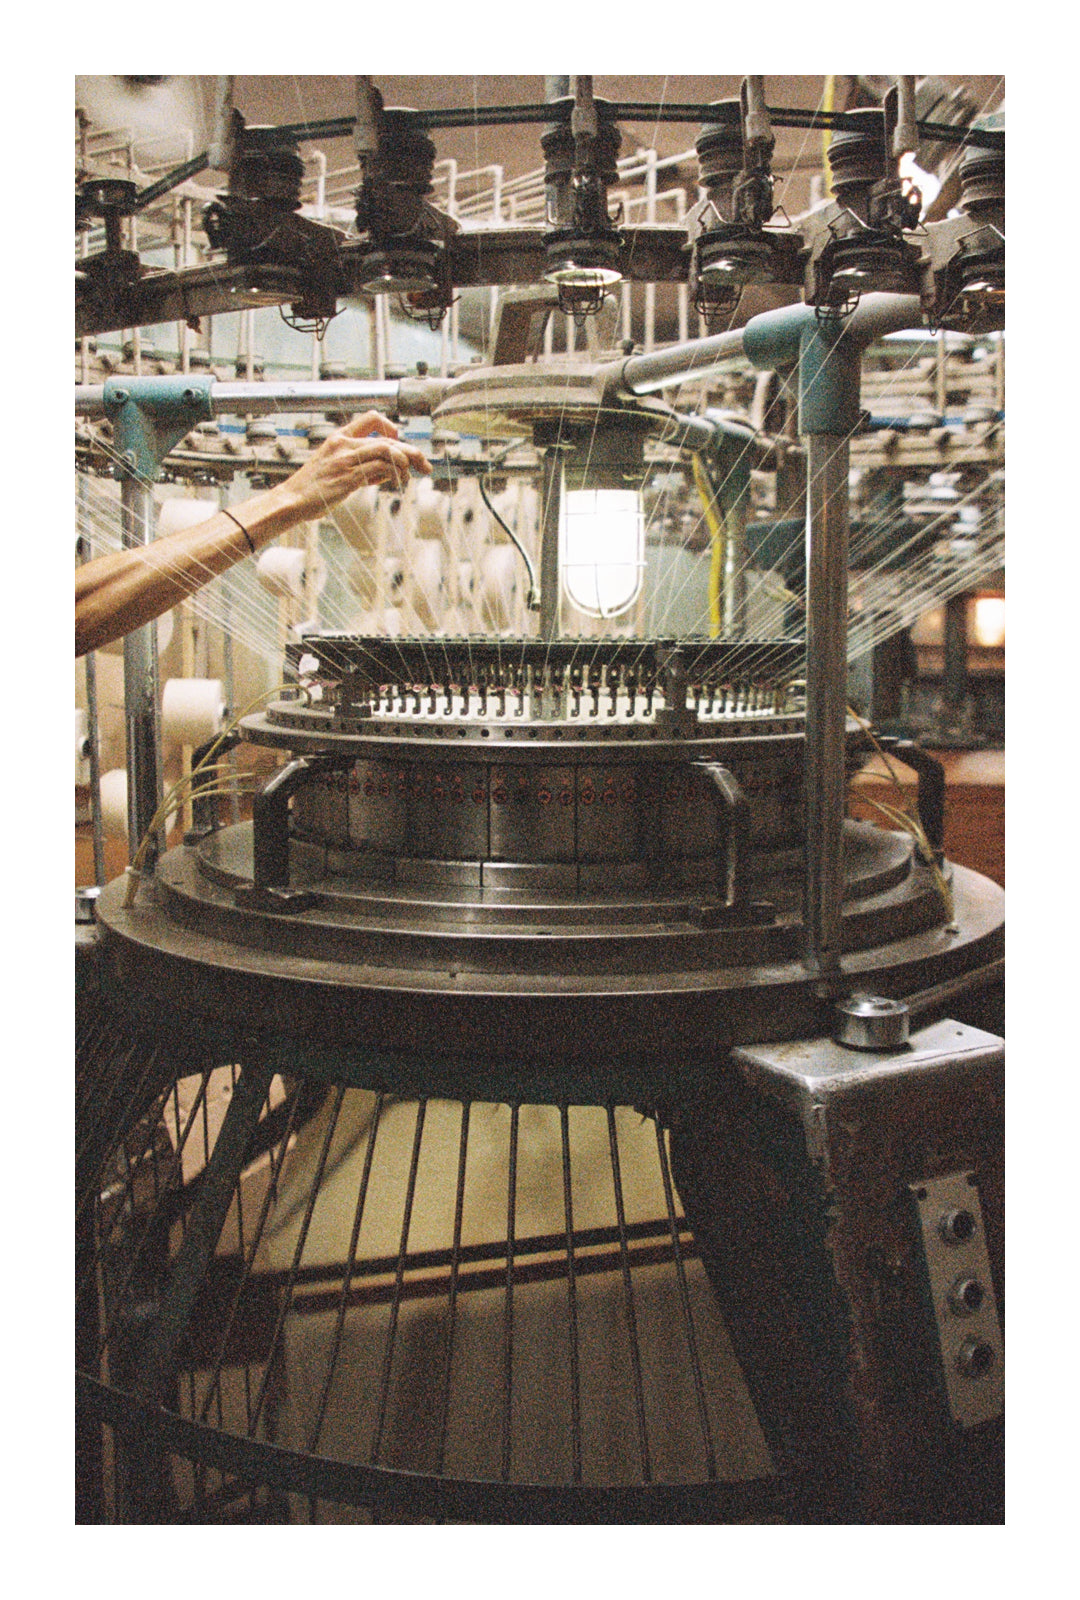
{"left": 539, "top": 452, "right": 562, "bottom": 640}
{"left": 436, "top": 1099, "right": 472, "bottom": 1475}
{"left": 76, "top": 1040, "right": 167, "bottom": 1219}
{"left": 501, "top": 1103, "right": 520, "bottom": 1484}
{"left": 75, "top": 378, "right": 402, "bottom": 419}
{"left": 307, "top": 1093, "right": 386, "bottom": 1456}
{"left": 652, "top": 1121, "right": 717, "bottom": 1479}
{"left": 370, "top": 1099, "right": 428, "bottom": 1465}
{"left": 559, "top": 1104, "right": 583, "bottom": 1484}
{"left": 803, "top": 432, "right": 851, "bottom": 978}
{"left": 120, "top": 476, "right": 163, "bottom": 862}
{"left": 218, "top": 486, "right": 241, "bottom": 822}
{"left": 77, "top": 473, "right": 107, "bottom": 885}
{"left": 265, "top": 101, "right": 1003, "bottom": 148}
{"left": 606, "top": 1106, "right": 652, "bottom": 1483}
{"left": 943, "top": 591, "right": 969, "bottom": 716}
{"left": 722, "top": 499, "right": 748, "bottom": 638}
{"left": 249, "top": 1083, "right": 349, "bottom": 1434}
{"left": 198, "top": 1085, "right": 309, "bottom": 1428}
{"left": 133, "top": 151, "right": 210, "bottom": 212}
{"left": 621, "top": 327, "right": 747, "bottom": 394}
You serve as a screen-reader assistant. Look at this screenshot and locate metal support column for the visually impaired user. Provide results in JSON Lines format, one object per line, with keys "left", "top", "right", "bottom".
{"left": 120, "top": 476, "right": 164, "bottom": 863}
{"left": 77, "top": 473, "right": 107, "bottom": 885}
{"left": 803, "top": 433, "right": 850, "bottom": 980}
{"left": 539, "top": 451, "right": 562, "bottom": 640}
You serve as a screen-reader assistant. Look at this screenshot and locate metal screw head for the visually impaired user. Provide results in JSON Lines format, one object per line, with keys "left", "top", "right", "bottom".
{"left": 948, "top": 1276, "right": 985, "bottom": 1316}
{"left": 938, "top": 1207, "right": 976, "bottom": 1246}
{"left": 956, "top": 1337, "right": 995, "bottom": 1379}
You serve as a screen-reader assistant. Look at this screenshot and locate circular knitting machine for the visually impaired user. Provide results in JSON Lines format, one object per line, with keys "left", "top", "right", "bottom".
{"left": 76, "top": 192, "right": 1005, "bottom": 1519}
{"left": 78, "top": 622, "right": 1004, "bottom": 1524}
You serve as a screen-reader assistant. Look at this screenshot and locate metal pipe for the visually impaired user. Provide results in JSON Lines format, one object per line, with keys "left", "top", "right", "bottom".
{"left": 802, "top": 433, "right": 850, "bottom": 980}
{"left": 893, "top": 76, "right": 919, "bottom": 159}
{"left": 620, "top": 326, "right": 748, "bottom": 393}
{"left": 83, "top": 643, "right": 106, "bottom": 886}
{"left": 644, "top": 149, "right": 657, "bottom": 353}
{"left": 842, "top": 292, "right": 925, "bottom": 348}
{"left": 78, "top": 473, "right": 107, "bottom": 886}
{"left": 208, "top": 77, "right": 235, "bottom": 171}
{"left": 75, "top": 378, "right": 406, "bottom": 420}
{"left": 943, "top": 592, "right": 969, "bottom": 715}
{"left": 120, "top": 476, "right": 163, "bottom": 863}
{"left": 539, "top": 451, "right": 562, "bottom": 639}
{"left": 722, "top": 498, "right": 748, "bottom": 637}
{"left": 621, "top": 294, "right": 926, "bottom": 398}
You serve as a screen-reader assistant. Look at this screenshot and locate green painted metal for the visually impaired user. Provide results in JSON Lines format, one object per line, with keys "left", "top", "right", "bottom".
{"left": 708, "top": 417, "right": 754, "bottom": 509}
{"left": 742, "top": 305, "right": 862, "bottom": 436}
{"left": 102, "top": 374, "right": 215, "bottom": 481}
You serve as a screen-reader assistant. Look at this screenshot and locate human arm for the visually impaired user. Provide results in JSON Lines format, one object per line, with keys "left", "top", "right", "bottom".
{"left": 75, "top": 411, "right": 431, "bottom": 656}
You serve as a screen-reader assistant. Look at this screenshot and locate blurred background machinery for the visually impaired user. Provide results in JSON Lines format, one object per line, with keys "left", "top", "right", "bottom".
{"left": 75, "top": 73, "right": 1005, "bottom": 1525}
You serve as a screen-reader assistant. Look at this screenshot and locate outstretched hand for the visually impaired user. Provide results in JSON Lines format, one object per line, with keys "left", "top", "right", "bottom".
{"left": 283, "top": 411, "right": 431, "bottom": 520}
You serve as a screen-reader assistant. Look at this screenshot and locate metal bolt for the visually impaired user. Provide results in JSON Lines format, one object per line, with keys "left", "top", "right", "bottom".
{"left": 938, "top": 1208, "right": 976, "bottom": 1246}
{"left": 948, "top": 1276, "right": 985, "bottom": 1316}
{"left": 956, "top": 1337, "right": 995, "bottom": 1379}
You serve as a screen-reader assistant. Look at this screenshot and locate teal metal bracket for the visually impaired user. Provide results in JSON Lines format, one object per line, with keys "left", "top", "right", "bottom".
{"left": 103, "top": 374, "right": 215, "bottom": 480}
{"left": 706, "top": 415, "right": 755, "bottom": 510}
{"left": 742, "top": 305, "right": 862, "bottom": 436}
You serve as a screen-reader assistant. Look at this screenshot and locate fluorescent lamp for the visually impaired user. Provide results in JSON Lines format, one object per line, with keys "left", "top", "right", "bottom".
{"left": 559, "top": 485, "right": 644, "bottom": 618}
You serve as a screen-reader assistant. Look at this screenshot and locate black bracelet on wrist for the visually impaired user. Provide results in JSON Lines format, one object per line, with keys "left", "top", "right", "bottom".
{"left": 221, "top": 508, "right": 257, "bottom": 556}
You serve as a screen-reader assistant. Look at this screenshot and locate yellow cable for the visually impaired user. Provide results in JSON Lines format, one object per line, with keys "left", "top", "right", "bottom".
{"left": 692, "top": 454, "right": 724, "bottom": 639}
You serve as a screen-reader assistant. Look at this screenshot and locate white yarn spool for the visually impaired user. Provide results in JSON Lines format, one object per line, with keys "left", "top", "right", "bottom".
{"left": 162, "top": 678, "right": 227, "bottom": 749}
{"left": 478, "top": 544, "right": 519, "bottom": 631}
{"left": 457, "top": 560, "right": 476, "bottom": 605}
{"left": 256, "top": 546, "right": 327, "bottom": 602}
{"left": 405, "top": 538, "right": 445, "bottom": 629}
{"left": 157, "top": 497, "right": 217, "bottom": 537}
{"left": 75, "top": 709, "right": 91, "bottom": 785}
{"left": 384, "top": 555, "right": 406, "bottom": 608}
{"left": 517, "top": 483, "right": 540, "bottom": 533}
{"left": 414, "top": 481, "right": 450, "bottom": 542}
{"left": 329, "top": 486, "right": 380, "bottom": 553}
{"left": 345, "top": 554, "right": 378, "bottom": 609}
{"left": 99, "top": 768, "right": 129, "bottom": 839}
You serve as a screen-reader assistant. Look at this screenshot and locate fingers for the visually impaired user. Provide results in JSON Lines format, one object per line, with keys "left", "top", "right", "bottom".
{"left": 348, "top": 438, "right": 431, "bottom": 491}
{"left": 282, "top": 421, "right": 432, "bottom": 521}
{"left": 332, "top": 415, "right": 432, "bottom": 482}
{"left": 337, "top": 410, "right": 400, "bottom": 442}
{"left": 400, "top": 442, "right": 433, "bottom": 476}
